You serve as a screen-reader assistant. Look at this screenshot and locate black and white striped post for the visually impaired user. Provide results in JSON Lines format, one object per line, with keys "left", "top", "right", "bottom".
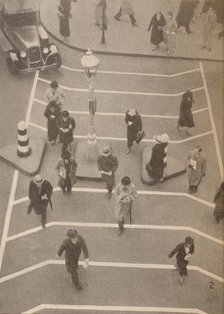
{"left": 163, "top": 142, "right": 168, "bottom": 167}
{"left": 17, "top": 121, "right": 31, "bottom": 157}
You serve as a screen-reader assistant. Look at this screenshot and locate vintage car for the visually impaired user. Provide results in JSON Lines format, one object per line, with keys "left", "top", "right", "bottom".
{"left": 0, "top": 0, "right": 62, "bottom": 74}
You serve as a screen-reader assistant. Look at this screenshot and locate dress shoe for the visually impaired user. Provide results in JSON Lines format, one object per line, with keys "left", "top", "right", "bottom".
{"left": 76, "top": 284, "right": 83, "bottom": 290}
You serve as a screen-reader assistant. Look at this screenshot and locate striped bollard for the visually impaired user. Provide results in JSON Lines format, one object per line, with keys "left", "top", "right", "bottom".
{"left": 163, "top": 142, "right": 168, "bottom": 167}
{"left": 17, "top": 121, "right": 32, "bottom": 157}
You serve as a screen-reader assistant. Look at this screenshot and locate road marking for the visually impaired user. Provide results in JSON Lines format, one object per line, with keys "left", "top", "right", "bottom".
{"left": 25, "top": 71, "right": 39, "bottom": 125}
{"left": 38, "top": 77, "right": 204, "bottom": 97}
{"left": 34, "top": 98, "right": 208, "bottom": 119}
{"left": 0, "top": 170, "right": 19, "bottom": 272}
{"left": 0, "top": 260, "right": 223, "bottom": 284}
{"left": 199, "top": 62, "right": 224, "bottom": 180}
{"left": 21, "top": 303, "right": 208, "bottom": 314}
{"left": 28, "top": 121, "right": 212, "bottom": 144}
{"left": 13, "top": 187, "right": 214, "bottom": 208}
{"left": 61, "top": 64, "right": 201, "bottom": 78}
{"left": 6, "top": 221, "right": 223, "bottom": 245}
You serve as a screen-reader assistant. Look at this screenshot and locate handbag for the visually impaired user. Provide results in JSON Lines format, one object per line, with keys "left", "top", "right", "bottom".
{"left": 136, "top": 130, "right": 145, "bottom": 144}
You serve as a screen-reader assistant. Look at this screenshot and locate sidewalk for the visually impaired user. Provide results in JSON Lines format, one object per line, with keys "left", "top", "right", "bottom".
{"left": 40, "top": 0, "right": 223, "bottom": 61}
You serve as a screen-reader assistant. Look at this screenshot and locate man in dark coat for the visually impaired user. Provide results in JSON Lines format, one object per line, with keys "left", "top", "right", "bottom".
{"left": 125, "top": 108, "right": 142, "bottom": 154}
{"left": 146, "top": 134, "right": 169, "bottom": 182}
{"left": 213, "top": 182, "right": 224, "bottom": 223}
{"left": 57, "top": 229, "right": 89, "bottom": 290}
{"left": 148, "top": 11, "right": 166, "bottom": 50}
{"left": 27, "top": 175, "right": 53, "bottom": 228}
{"left": 97, "top": 146, "right": 118, "bottom": 199}
{"left": 168, "top": 236, "right": 195, "bottom": 285}
{"left": 177, "top": 90, "right": 195, "bottom": 135}
{"left": 44, "top": 100, "right": 61, "bottom": 145}
{"left": 56, "top": 110, "right": 76, "bottom": 152}
{"left": 176, "top": 0, "right": 198, "bottom": 33}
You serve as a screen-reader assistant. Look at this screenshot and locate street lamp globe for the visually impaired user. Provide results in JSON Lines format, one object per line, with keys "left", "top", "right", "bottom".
{"left": 81, "top": 48, "right": 100, "bottom": 79}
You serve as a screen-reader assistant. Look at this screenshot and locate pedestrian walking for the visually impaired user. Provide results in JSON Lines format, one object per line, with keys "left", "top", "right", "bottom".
{"left": 213, "top": 182, "right": 224, "bottom": 223}
{"left": 168, "top": 236, "right": 195, "bottom": 285}
{"left": 176, "top": 0, "right": 198, "bottom": 34}
{"left": 44, "top": 100, "right": 61, "bottom": 145}
{"left": 57, "top": 1, "right": 71, "bottom": 38}
{"left": 27, "top": 175, "right": 53, "bottom": 229}
{"left": 114, "top": 176, "right": 137, "bottom": 235}
{"left": 164, "top": 11, "right": 177, "bottom": 55}
{"left": 114, "top": 0, "right": 138, "bottom": 26}
{"left": 145, "top": 134, "right": 169, "bottom": 182}
{"left": 187, "top": 145, "right": 206, "bottom": 194}
{"left": 147, "top": 11, "right": 166, "bottom": 50}
{"left": 45, "top": 80, "right": 65, "bottom": 110}
{"left": 56, "top": 150, "right": 77, "bottom": 194}
{"left": 56, "top": 110, "right": 76, "bottom": 152}
{"left": 201, "top": 6, "right": 217, "bottom": 51}
{"left": 57, "top": 229, "right": 89, "bottom": 291}
{"left": 177, "top": 90, "right": 195, "bottom": 135}
{"left": 95, "top": 0, "right": 108, "bottom": 30}
{"left": 97, "top": 146, "right": 118, "bottom": 199}
{"left": 125, "top": 108, "right": 142, "bottom": 154}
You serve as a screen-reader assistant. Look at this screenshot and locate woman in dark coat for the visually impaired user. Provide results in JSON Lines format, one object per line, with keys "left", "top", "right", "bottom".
{"left": 56, "top": 110, "right": 76, "bottom": 152}
{"left": 125, "top": 108, "right": 142, "bottom": 154}
{"left": 168, "top": 236, "right": 195, "bottom": 285}
{"left": 148, "top": 11, "right": 166, "bottom": 50}
{"left": 213, "top": 182, "right": 224, "bottom": 223}
{"left": 176, "top": 0, "right": 198, "bottom": 34}
{"left": 44, "top": 100, "right": 61, "bottom": 145}
{"left": 177, "top": 90, "right": 195, "bottom": 135}
{"left": 58, "top": 2, "right": 70, "bottom": 38}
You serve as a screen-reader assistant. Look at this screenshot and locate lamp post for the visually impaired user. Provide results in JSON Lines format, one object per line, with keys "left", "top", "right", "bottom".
{"left": 75, "top": 49, "right": 107, "bottom": 179}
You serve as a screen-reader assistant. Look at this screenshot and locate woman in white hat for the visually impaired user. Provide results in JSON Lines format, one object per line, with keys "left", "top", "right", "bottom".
{"left": 125, "top": 108, "right": 142, "bottom": 154}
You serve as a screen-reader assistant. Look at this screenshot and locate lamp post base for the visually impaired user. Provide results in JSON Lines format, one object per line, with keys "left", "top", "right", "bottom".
{"left": 75, "top": 140, "right": 107, "bottom": 180}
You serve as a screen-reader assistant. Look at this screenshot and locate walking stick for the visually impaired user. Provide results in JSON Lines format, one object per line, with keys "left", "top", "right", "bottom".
{"left": 129, "top": 202, "right": 132, "bottom": 225}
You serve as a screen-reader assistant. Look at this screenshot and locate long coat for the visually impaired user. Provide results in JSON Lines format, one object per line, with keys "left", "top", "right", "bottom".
{"left": 176, "top": 0, "right": 198, "bottom": 27}
{"left": 169, "top": 242, "right": 194, "bottom": 275}
{"left": 125, "top": 111, "right": 142, "bottom": 146}
{"left": 28, "top": 180, "right": 53, "bottom": 214}
{"left": 58, "top": 235, "right": 89, "bottom": 272}
{"left": 45, "top": 87, "right": 65, "bottom": 107}
{"left": 56, "top": 115, "right": 76, "bottom": 145}
{"left": 148, "top": 13, "right": 166, "bottom": 45}
{"left": 146, "top": 143, "right": 166, "bottom": 181}
{"left": 56, "top": 157, "right": 77, "bottom": 188}
{"left": 97, "top": 154, "right": 118, "bottom": 188}
{"left": 213, "top": 186, "right": 224, "bottom": 220}
{"left": 187, "top": 151, "right": 206, "bottom": 186}
{"left": 178, "top": 94, "right": 194, "bottom": 128}
{"left": 115, "top": 182, "right": 137, "bottom": 221}
{"left": 95, "top": 0, "right": 108, "bottom": 27}
{"left": 44, "top": 101, "right": 61, "bottom": 141}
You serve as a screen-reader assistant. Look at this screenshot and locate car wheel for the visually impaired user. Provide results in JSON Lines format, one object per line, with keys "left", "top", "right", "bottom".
{"left": 7, "top": 58, "right": 18, "bottom": 75}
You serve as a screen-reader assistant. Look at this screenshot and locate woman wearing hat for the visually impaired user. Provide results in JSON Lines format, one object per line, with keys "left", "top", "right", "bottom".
{"left": 187, "top": 145, "right": 206, "bottom": 194}
{"left": 46, "top": 80, "right": 65, "bottom": 109}
{"left": 97, "top": 146, "right": 118, "bottom": 199}
{"left": 27, "top": 175, "right": 53, "bottom": 228}
{"left": 146, "top": 133, "right": 169, "bottom": 182}
{"left": 125, "top": 108, "right": 142, "bottom": 154}
{"left": 115, "top": 176, "right": 137, "bottom": 235}
{"left": 168, "top": 236, "right": 195, "bottom": 285}
{"left": 177, "top": 90, "right": 195, "bottom": 135}
{"left": 213, "top": 182, "right": 224, "bottom": 223}
{"left": 56, "top": 151, "right": 77, "bottom": 194}
{"left": 56, "top": 110, "right": 76, "bottom": 152}
{"left": 44, "top": 100, "right": 61, "bottom": 145}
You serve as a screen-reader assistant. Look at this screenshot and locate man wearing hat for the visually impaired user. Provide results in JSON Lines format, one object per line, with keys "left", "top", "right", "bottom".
{"left": 168, "top": 236, "right": 195, "bottom": 285}
{"left": 44, "top": 100, "right": 61, "bottom": 145}
{"left": 146, "top": 133, "right": 169, "bottom": 182}
{"left": 56, "top": 150, "right": 77, "bottom": 194}
{"left": 187, "top": 145, "right": 206, "bottom": 194}
{"left": 46, "top": 80, "right": 65, "bottom": 109}
{"left": 97, "top": 146, "right": 118, "bottom": 199}
{"left": 27, "top": 175, "right": 53, "bottom": 228}
{"left": 56, "top": 110, "right": 76, "bottom": 152}
{"left": 57, "top": 229, "right": 89, "bottom": 291}
{"left": 125, "top": 108, "right": 142, "bottom": 154}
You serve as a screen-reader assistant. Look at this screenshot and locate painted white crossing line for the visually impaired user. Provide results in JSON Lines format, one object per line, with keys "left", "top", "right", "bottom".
{"left": 21, "top": 303, "right": 208, "bottom": 314}
{"left": 34, "top": 98, "right": 208, "bottom": 119}
{"left": 6, "top": 221, "right": 223, "bottom": 245}
{"left": 28, "top": 121, "right": 213, "bottom": 144}
{"left": 61, "top": 64, "right": 201, "bottom": 78}
{"left": 13, "top": 187, "right": 215, "bottom": 209}
{"left": 38, "top": 77, "right": 205, "bottom": 97}
{"left": 0, "top": 260, "right": 223, "bottom": 284}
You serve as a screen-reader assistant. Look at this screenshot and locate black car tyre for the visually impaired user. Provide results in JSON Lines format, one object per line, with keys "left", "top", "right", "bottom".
{"left": 7, "top": 58, "right": 18, "bottom": 75}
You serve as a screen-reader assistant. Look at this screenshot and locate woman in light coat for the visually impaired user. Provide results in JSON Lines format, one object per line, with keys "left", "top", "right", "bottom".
{"left": 56, "top": 151, "right": 77, "bottom": 194}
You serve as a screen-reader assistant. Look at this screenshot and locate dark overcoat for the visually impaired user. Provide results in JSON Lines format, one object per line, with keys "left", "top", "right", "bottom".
{"left": 169, "top": 242, "right": 194, "bottom": 275}
{"left": 213, "top": 186, "right": 224, "bottom": 220}
{"left": 56, "top": 115, "right": 76, "bottom": 145}
{"left": 28, "top": 180, "right": 53, "bottom": 214}
{"left": 146, "top": 143, "right": 166, "bottom": 181}
{"left": 97, "top": 154, "right": 118, "bottom": 187}
{"left": 58, "top": 235, "right": 89, "bottom": 272}
{"left": 176, "top": 0, "right": 198, "bottom": 27}
{"left": 178, "top": 95, "right": 194, "bottom": 128}
{"left": 125, "top": 111, "right": 142, "bottom": 145}
{"left": 148, "top": 13, "right": 166, "bottom": 45}
{"left": 44, "top": 101, "right": 61, "bottom": 141}
{"left": 56, "top": 157, "right": 77, "bottom": 188}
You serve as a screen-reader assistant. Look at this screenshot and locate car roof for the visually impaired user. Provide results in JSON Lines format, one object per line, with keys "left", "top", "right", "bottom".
{"left": 4, "top": 0, "right": 41, "bottom": 14}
